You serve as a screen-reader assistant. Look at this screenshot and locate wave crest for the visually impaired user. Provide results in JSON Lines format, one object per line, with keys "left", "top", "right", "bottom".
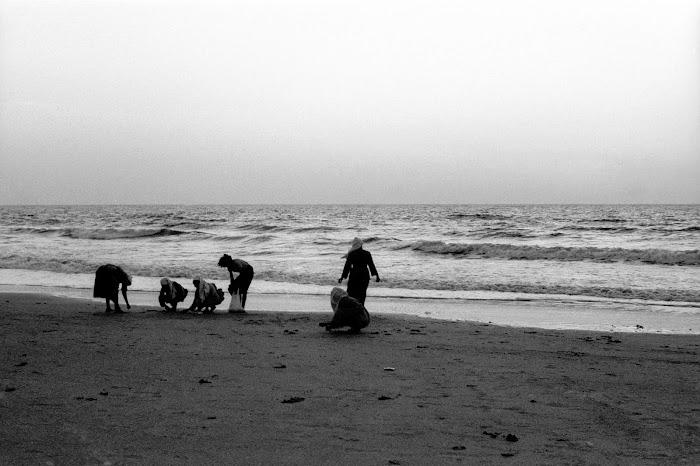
{"left": 397, "top": 241, "right": 700, "bottom": 266}
{"left": 59, "top": 227, "right": 188, "bottom": 240}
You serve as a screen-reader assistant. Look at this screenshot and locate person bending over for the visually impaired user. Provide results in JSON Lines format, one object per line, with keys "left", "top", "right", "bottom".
{"left": 93, "top": 264, "right": 132, "bottom": 313}
{"left": 218, "top": 254, "right": 254, "bottom": 309}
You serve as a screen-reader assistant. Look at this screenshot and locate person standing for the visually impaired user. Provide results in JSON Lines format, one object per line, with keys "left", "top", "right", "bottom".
{"left": 338, "top": 237, "right": 379, "bottom": 305}
{"left": 218, "top": 254, "right": 254, "bottom": 309}
{"left": 93, "top": 264, "right": 132, "bottom": 313}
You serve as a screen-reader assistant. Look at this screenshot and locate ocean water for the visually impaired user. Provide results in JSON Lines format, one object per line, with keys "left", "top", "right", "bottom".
{"left": 0, "top": 204, "right": 698, "bottom": 333}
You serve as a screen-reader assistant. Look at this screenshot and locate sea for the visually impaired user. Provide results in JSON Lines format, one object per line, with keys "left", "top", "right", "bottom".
{"left": 1, "top": 204, "right": 698, "bottom": 334}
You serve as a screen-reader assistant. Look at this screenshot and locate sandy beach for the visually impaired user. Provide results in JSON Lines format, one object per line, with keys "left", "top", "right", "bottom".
{"left": 1, "top": 293, "right": 699, "bottom": 465}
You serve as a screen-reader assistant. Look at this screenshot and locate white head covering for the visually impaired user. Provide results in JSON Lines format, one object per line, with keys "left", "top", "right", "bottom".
{"left": 193, "top": 275, "right": 201, "bottom": 283}
{"left": 342, "top": 237, "right": 363, "bottom": 259}
{"left": 349, "top": 237, "right": 363, "bottom": 252}
{"left": 160, "top": 277, "right": 174, "bottom": 299}
{"left": 330, "top": 286, "right": 348, "bottom": 312}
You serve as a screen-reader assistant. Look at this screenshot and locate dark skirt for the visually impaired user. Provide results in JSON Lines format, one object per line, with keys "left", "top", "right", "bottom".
{"left": 346, "top": 277, "right": 369, "bottom": 305}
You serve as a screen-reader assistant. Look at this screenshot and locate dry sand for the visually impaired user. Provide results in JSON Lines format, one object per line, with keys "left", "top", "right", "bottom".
{"left": 1, "top": 292, "right": 699, "bottom": 465}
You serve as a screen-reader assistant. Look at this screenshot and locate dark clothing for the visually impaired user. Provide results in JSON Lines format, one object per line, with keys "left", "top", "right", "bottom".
{"left": 159, "top": 281, "right": 187, "bottom": 308}
{"left": 192, "top": 279, "right": 225, "bottom": 312}
{"left": 227, "top": 259, "right": 254, "bottom": 309}
{"left": 93, "top": 265, "right": 129, "bottom": 301}
{"left": 341, "top": 249, "right": 378, "bottom": 304}
{"left": 327, "top": 287, "right": 370, "bottom": 331}
{"left": 171, "top": 281, "right": 187, "bottom": 302}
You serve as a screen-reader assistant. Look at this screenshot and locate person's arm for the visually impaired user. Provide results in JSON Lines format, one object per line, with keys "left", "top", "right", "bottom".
{"left": 367, "top": 253, "right": 380, "bottom": 282}
{"left": 122, "top": 285, "right": 131, "bottom": 309}
{"left": 188, "top": 294, "right": 199, "bottom": 312}
{"left": 187, "top": 282, "right": 201, "bottom": 311}
{"left": 228, "top": 277, "right": 239, "bottom": 295}
{"left": 339, "top": 257, "right": 351, "bottom": 283}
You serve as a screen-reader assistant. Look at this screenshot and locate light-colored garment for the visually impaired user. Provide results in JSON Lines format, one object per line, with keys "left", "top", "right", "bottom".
{"left": 349, "top": 237, "right": 363, "bottom": 252}
{"left": 331, "top": 287, "right": 347, "bottom": 312}
{"left": 160, "top": 278, "right": 175, "bottom": 300}
{"left": 195, "top": 279, "right": 224, "bottom": 308}
{"left": 327, "top": 286, "right": 370, "bottom": 330}
{"left": 342, "top": 237, "right": 364, "bottom": 259}
{"left": 228, "top": 291, "right": 244, "bottom": 312}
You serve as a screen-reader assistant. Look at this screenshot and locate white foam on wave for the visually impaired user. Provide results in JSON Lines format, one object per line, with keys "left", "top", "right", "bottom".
{"left": 400, "top": 240, "right": 700, "bottom": 265}
{"left": 0, "top": 267, "right": 695, "bottom": 306}
{"left": 1, "top": 282, "right": 698, "bottom": 335}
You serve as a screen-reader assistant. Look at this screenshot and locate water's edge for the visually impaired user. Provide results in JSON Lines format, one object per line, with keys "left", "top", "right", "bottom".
{"left": 3, "top": 284, "right": 698, "bottom": 335}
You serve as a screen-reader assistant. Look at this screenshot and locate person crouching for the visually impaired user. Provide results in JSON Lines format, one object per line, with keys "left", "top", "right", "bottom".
{"left": 319, "top": 287, "right": 370, "bottom": 333}
{"left": 158, "top": 278, "right": 188, "bottom": 312}
{"left": 185, "top": 276, "right": 224, "bottom": 314}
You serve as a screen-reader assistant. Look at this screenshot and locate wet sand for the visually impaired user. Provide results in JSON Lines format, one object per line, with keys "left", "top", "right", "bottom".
{"left": 1, "top": 293, "right": 699, "bottom": 465}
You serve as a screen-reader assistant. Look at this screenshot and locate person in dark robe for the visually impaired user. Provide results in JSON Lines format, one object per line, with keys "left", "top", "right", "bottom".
{"left": 93, "top": 264, "right": 132, "bottom": 313}
{"left": 338, "top": 237, "right": 380, "bottom": 305}
{"left": 218, "top": 254, "right": 254, "bottom": 309}
{"left": 158, "top": 277, "right": 188, "bottom": 312}
{"left": 185, "top": 276, "right": 224, "bottom": 314}
{"left": 319, "top": 287, "right": 370, "bottom": 333}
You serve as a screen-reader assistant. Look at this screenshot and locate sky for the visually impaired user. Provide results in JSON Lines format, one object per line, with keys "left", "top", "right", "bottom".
{"left": 1, "top": 0, "right": 698, "bottom": 205}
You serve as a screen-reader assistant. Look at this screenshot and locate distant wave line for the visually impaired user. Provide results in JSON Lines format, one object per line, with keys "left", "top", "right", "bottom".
{"left": 396, "top": 240, "right": 700, "bottom": 266}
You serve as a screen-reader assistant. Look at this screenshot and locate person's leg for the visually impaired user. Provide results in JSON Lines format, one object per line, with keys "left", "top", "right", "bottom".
{"left": 239, "top": 273, "right": 253, "bottom": 308}
{"left": 357, "top": 288, "right": 367, "bottom": 305}
{"left": 105, "top": 298, "right": 111, "bottom": 312}
{"left": 113, "top": 293, "right": 122, "bottom": 312}
{"left": 360, "top": 280, "right": 370, "bottom": 304}
{"left": 346, "top": 280, "right": 368, "bottom": 304}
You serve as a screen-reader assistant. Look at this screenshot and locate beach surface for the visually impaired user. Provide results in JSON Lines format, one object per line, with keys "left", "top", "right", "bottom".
{"left": 1, "top": 293, "right": 699, "bottom": 465}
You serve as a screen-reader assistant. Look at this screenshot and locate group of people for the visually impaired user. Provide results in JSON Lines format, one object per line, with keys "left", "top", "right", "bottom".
{"left": 93, "top": 238, "right": 380, "bottom": 333}
{"left": 93, "top": 255, "right": 255, "bottom": 314}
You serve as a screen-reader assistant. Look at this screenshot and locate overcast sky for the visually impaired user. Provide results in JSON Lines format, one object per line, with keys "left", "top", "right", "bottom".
{"left": 1, "top": 0, "right": 698, "bottom": 204}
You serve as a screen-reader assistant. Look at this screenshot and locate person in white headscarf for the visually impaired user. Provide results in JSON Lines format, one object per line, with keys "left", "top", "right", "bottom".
{"left": 319, "top": 287, "right": 370, "bottom": 333}
{"left": 338, "top": 237, "right": 380, "bottom": 305}
{"left": 93, "top": 264, "right": 132, "bottom": 313}
{"left": 158, "top": 278, "right": 188, "bottom": 312}
{"left": 185, "top": 276, "right": 224, "bottom": 314}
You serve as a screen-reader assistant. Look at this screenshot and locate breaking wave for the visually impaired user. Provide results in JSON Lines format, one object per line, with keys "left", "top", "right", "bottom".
{"left": 11, "top": 227, "right": 196, "bottom": 240}
{"left": 396, "top": 241, "right": 700, "bottom": 266}
{"left": 446, "top": 212, "right": 512, "bottom": 221}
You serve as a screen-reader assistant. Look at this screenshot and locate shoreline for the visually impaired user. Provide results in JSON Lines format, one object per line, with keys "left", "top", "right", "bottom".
{"left": 2, "top": 284, "right": 699, "bottom": 335}
{"left": 1, "top": 292, "right": 700, "bottom": 464}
